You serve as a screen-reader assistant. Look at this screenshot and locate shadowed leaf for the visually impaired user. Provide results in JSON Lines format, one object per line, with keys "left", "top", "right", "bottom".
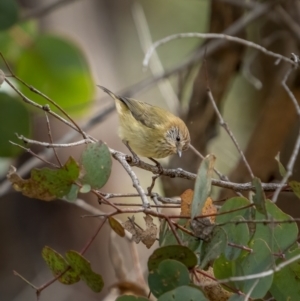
{"left": 42, "top": 246, "right": 80, "bottom": 284}
{"left": 65, "top": 250, "right": 104, "bottom": 292}
{"left": 80, "top": 141, "right": 112, "bottom": 189}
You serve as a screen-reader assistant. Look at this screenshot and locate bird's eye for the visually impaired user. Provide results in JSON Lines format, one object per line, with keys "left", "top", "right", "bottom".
{"left": 176, "top": 136, "right": 180, "bottom": 142}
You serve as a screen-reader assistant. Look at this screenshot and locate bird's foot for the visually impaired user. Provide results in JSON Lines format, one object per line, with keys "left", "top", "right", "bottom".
{"left": 123, "top": 140, "right": 140, "bottom": 165}
{"left": 148, "top": 157, "right": 164, "bottom": 175}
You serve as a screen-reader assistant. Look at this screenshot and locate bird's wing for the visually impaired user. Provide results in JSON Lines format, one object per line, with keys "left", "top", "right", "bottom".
{"left": 119, "top": 97, "right": 164, "bottom": 129}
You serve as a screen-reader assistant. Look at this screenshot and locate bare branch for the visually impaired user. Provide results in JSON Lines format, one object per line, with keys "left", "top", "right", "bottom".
{"left": 144, "top": 32, "right": 294, "bottom": 68}
{"left": 112, "top": 151, "right": 150, "bottom": 208}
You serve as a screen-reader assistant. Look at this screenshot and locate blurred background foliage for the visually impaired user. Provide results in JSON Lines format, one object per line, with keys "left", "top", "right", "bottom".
{"left": 1, "top": 0, "right": 300, "bottom": 300}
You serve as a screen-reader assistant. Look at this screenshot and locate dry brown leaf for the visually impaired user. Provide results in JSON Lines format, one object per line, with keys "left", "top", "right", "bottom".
{"left": 123, "top": 215, "right": 157, "bottom": 249}
{"left": 180, "top": 189, "right": 194, "bottom": 216}
{"left": 201, "top": 197, "right": 217, "bottom": 223}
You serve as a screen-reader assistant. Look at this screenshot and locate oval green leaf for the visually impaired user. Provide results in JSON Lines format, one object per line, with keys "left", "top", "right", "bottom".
{"left": 148, "top": 245, "right": 197, "bottom": 272}
{"left": 157, "top": 285, "right": 208, "bottom": 301}
{"left": 148, "top": 259, "right": 190, "bottom": 297}
{"left": 270, "top": 248, "right": 300, "bottom": 301}
{"left": 16, "top": 34, "right": 94, "bottom": 115}
{"left": 65, "top": 250, "right": 104, "bottom": 293}
{"left": 42, "top": 246, "right": 80, "bottom": 284}
{"left": 80, "top": 141, "right": 112, "bottom": 189}
{"left": 199, "top": 227, "right": 227, "bottom": 269}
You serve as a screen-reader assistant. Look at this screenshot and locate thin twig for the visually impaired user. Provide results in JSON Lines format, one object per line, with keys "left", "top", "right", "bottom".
{"left": 143, "top": 32, "right": 294, "bottom": 68}
{"left": 206, "top": 87, "right": 254, "bottom": 179}
{"left": 272, "top": 62, "right": 300, "bottom": 202}
{"left": 44, "top": 112, "right": 62, "bottom": 167}
{"left": 218, "top": 253, "right": 300, "bottom": 283}
{"left": 15, "top": 134, "right": 92, "bottom": 148}
{"left": 112, "top": 151, "right": 149, "bottom": 208}
{"left": 9, "top": 141, "right": 59, "bottom": 168}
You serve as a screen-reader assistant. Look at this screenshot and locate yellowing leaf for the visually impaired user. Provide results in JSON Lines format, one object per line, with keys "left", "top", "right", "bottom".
{"left": 109, "top": 217, "right": 125, "bottom": 237}
{"left": 42, "top": 246, "right": 80, "bottom": 284}
{"left": 7, "top": 157, "right": 79, "bottom": 201}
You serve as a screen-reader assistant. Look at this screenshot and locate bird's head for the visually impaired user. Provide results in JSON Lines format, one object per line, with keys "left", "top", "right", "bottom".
{"left": 165, "top": 123, "right": 190, "bottom": 157}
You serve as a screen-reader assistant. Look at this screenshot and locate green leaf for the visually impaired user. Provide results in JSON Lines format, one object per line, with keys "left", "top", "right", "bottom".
{"left": 7, "top": 157, "right": 80, "bottom": 201}
{"left": 80, "top": 141, "right": 112, "bottom": 189}
{"left": 148, "top": 259, "right": 190, "bottom": 297}
{"left": 252, "top": 177, "right": 267, "bottom": 218}
{"left": 270, "top": 248, "right": 300, "bottom": 301}
{"left": 213, "top": 253, "right": 235, "bottom": 287}
{"left": 65, "top": 250, "right": 104, "bottom": 293}
{"left": 42, "top": 246, "right": 80, "bottom": 284}
{"left": 199, "top": 227, "right": 227, "bottom": 269}
{"left": 0, "top": 0, "right": 18, "bottom": 30}
{"left": 235, "top": 238, "right": 273, "bottom": 298}
{"left": 216, "top": 198, "right": 251, "bottom": 260}
{"left": 275, "top": 152, "right": 287, "bottom": 177}
{"left": 79, "top": 184, "right": 91, "bottom": 193}
{"left": 253, "top": 200, "right": 298, "bottom": 254}
{"left": 0, "top": 93, "right": 31, "bottom": 157}
{"left": 289, "top": 181, "right": 300, "bottom": 199}
{"left": 16, "top": 34, "right": 95, "bottom": 115}
{"left": 0, "top": 21, "right": 37, "bottom": 63}
{"left": 223, "top": 216, "right": 250, "bottom": 261}
{"left": 228, "top": 295, "right": 248, "bottom": 301}
{"left": 159, "top": 219, "right": 202, "bottom": 253}
{"left": 191, "top": 154, "right": 215, "bottom": 219}
{"left": 65, "top": 184, "right": 79, "bottom": 202}
{"left": 148, "top": 245, "right": 197, "bottom": 272}
{"left": 116, "top": 296, "right": 149, "bottom": 301}
{"left": 216, "top": 197, "right": 252, "bottom": 221}
{"left": 157, "top": 285, "right": 208, "bottom": 301}
{"left": 214, "top": 239, "right": 274, "bottom": 298}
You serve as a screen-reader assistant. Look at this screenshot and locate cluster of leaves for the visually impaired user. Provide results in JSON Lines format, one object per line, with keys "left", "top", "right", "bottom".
{"left": 8, "top": 141, "right": 112, "bottom": 201}
{"left": 8, "top": 145, "right": 300, "bottom": 300}
{"left": 0, "top": 0, "right": 94, "bottom": 157}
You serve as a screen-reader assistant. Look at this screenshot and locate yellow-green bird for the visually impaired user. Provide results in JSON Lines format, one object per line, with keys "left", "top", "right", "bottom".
{"left": 98, "top": 86, "right": 190, "bottom": 159}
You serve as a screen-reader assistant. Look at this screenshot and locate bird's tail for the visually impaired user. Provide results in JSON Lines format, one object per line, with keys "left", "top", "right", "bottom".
{"left": 97, "top": 85, "right": 119, "bottom": 100}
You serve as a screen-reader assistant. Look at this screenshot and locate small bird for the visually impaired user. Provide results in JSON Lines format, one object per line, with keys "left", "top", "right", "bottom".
{"left": 98, "top": 86, "right": 190, "bottom": 159}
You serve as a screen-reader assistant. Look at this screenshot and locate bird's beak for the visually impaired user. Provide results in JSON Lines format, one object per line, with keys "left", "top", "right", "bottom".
{"left": 177, "top": 149, "right": 182, "bottom": 157}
